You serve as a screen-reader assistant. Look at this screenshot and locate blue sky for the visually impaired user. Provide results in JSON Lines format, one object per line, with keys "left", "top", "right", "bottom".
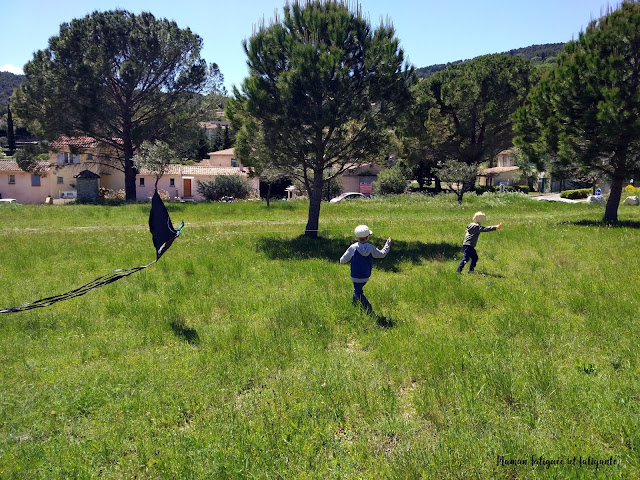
{"left": 3, "top": 0, "right": 610, "bottom": 91}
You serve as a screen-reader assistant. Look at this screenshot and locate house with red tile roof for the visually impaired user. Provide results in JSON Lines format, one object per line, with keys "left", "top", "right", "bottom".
{"left": 136, "top": 163, "right": 257, "bottom": 201}
{"left": 478, "top": 149, "right": 521, "bottom": 187}
{"left": 1, "top": 137, "right": 258, "bottom": 203}
{"left": 0, "top": 160, "right": 51, "bottom": 203}
{"left": 47, "top": 135, "right": 125, "bottom": 198}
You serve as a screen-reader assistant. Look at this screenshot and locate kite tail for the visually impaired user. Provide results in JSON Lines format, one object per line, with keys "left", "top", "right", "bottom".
{"left": 0, "top": 261, "right": 157, "bottom": 314}
{"left": 1, "top": 190, "right": 183, "bottom": 314}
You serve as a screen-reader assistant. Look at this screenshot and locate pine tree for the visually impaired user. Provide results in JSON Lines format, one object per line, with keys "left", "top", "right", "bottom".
{"left": 514, "top": 1, "right": 640, "bottom": 222}
{"left": 12, "top": 10, "right": 210, "bottom": 200}
{"left": 227, "top": 0, "right": 412, "bottom": 237}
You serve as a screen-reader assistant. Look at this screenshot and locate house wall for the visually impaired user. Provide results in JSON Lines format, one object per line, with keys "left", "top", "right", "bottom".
{"left": 0, "top": 170, "right": 51, "bottom": 203}
{"left": 203, "top": 149, "right": 237, "bottom": 167}
{"left": 478, "top": 170, "right": 519, "bottom": 187}
{"left": 497, "top": 152, "right": 515, "bottom": 167}
{"left": 339, "top": 164, "right": 383, "bottom": 194}
{"left": 341, "top": 175, "right": 360, "bottom": 192}
{"left": 136, "top": 175, "right": 182, "bottom": 201}
{"left": 48, "top": 148, "right": 125, "bottom": 198}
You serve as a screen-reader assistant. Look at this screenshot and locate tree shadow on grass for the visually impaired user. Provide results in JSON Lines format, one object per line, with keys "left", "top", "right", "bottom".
{"left": 256, "top": 235, "right": 460, "bottom": 272}
{"left": 170, "top": 320, "right": 200, "bottom": 346}
{"left": 560, "top": 219, "right": 640, "bottom": 229}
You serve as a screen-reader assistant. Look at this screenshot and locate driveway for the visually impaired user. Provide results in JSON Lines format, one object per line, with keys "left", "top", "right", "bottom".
{"left": 532, "top": 193, "right": 585, "bottom": 203}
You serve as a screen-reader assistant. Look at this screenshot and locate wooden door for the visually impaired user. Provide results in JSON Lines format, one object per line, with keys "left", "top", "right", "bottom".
{"left": 183, "top": 179, "right": 192, "bottom": 197}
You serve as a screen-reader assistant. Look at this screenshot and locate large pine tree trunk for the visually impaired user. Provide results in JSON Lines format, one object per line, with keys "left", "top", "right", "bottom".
{"left": 122, "top": 132, "right": 137, "bottom": 201}
{"left": 305, "top": 173, "right": 324, "bottom": 238}
{"left": 604, "top": 178, "right": 623, "bottom": 223}
{"left": 124, "top": 156, "right": 137, "bottom": 201}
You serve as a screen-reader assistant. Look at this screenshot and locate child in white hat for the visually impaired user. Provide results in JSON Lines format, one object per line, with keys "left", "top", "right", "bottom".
{"left": 340, "top": 225, "right": 391, "bottom": 314}
{"left": 456, "top": 211, "right": 502, "bottom": 273}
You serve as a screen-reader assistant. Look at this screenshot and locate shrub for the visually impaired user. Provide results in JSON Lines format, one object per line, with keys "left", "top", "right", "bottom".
{"left": 197, "top": 175, "right": 252, "bottom": 201}
{"left": 475, "top": 185, "right": 497, "bottom": 195}
{"left": 624, "top": 184, "right": 639, "bottom": 193}
{"left": 373, "top": 167, "right": 407, "bottom": 195}
{"left": 505, "top": 185, "right": 530, "bottom": 194}
{"left": 99, "top": 188, "right": 126, "bottom": 201}
{"left": 560, "top": 188, "right": 591, "bottom": 199}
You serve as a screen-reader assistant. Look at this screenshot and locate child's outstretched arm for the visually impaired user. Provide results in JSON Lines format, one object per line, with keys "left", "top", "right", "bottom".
{"left": 371, "top": 238, "right": 391, "bottom": 258}
{"left": 479, "top": 223, "right": 501, "bottom": 232}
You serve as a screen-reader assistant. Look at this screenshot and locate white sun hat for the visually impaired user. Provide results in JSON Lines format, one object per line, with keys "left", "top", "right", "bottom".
{"left": 354, "top": 225, "right": 372, "bottom": 237}
{"left": 473, "top": 211, "right": 487, "bottom": 224}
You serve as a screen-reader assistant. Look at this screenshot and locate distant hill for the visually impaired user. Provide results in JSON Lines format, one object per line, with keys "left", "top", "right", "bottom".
{"left": 0, "top": 72, "right": 27, "bottom": 109}
{"left": 415, "top": 43, "right": 566, "bottom": 79}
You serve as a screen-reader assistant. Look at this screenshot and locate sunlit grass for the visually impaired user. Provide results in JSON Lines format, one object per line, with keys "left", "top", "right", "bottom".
{"left": 0, "top": 193, "right": 638, "bottom": 478}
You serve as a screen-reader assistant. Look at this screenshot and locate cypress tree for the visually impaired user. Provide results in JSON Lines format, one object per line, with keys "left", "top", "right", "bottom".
{"left": 7, "top": 101, "right": 15, "bottom": 156}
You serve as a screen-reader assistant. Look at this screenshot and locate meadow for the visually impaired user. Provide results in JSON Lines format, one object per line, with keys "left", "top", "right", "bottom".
{"left": 0, "top": 193, "right": 638, "bottom": 479}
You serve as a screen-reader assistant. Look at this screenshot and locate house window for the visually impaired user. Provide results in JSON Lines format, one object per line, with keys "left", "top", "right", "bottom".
{"left": 57, "top": 177, "right": 64, "bottom": 184}
{"left": 31, "top": 175, "right": 41, "bottom": 187}
{"left": 139, "top": 178, "right": 145, "bottom": 186}
{"left": 9, "top": 174, "right": 15, "bottom": 184}
{"left": 231, "top": 158, "right": 238, "bottom": 167}
{"left": 87, "top": 154, "right": 93, "bottom": 161}
{"left": 169, "top": 178, "right": 175, "bottom": 187}
{"left": 64, "top": 152, "right": 71, "bottom": 164}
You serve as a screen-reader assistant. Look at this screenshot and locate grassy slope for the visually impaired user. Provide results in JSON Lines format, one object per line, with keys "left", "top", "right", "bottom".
{"left": 0, "top": 193, "right": 638, "bottom": 479}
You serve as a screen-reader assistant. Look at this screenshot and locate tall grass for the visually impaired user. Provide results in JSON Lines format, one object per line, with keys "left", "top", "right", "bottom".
{"left": 0, "top": 193, "right": 638, "bottom": 479}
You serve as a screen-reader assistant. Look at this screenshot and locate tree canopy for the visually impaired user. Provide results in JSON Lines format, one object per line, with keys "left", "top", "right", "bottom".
{"left": 11, "top": 10, "right": 216, "bottom": 200}
{"left": 408, "top": 54, "right": 533, "bottom": 202}
{"left": 514, "top": 1, "right": 640, "bottom": 222}
{"left": 227, "top": 0, "right": 412, "bottom": 237}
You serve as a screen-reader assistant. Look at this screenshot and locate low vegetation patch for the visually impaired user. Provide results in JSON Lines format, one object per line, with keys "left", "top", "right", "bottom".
{"left": 560, "top": 188, "right": 591, "bottom": 199}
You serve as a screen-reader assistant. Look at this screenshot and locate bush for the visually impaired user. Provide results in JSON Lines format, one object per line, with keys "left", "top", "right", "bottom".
{"left": 475, "top": 185, "right": 497, "bottom": 195}
{"left": 560, "top": 188, "right": 591, "bottom": 199}
{"left": 505, "top": 185, "right": 530, "bottom": 194}
{"left": 197, "top": 175, "right": 252, "bottom": 201}
{"left": 624, "top": 184, "right": 639, "bottom": 193}
{"left": 373, "top": 167, "right": 407, "bottom": 195}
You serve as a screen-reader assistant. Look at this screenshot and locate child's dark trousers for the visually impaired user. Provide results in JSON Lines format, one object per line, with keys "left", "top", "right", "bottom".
{"left": 457, "top": 246, "right": 478, "bottom": 272}
{"left": 352, "top": 282, "right": 372, "bottom": 313}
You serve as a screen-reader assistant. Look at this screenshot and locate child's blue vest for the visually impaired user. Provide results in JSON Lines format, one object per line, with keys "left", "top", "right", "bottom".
{"left": 351, "top": 249, "right": 374, "bottom": 281}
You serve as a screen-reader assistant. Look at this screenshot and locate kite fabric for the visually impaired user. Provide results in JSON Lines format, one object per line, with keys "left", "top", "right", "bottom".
{"left": 0, "top": 190, "right": 183, "bottom": 314}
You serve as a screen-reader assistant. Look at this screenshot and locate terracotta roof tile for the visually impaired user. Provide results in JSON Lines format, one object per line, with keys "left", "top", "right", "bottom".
{"left": 207, "top": 148, "right": 235, "bottom": 156}
{"left": 480, "top": 166, "right": 520, "bottom": 174}
{"left": 0, "top": 160, "right": 51, "bottom": 174}
{"left": 498, "top": 149, "right": 514, "bottom": 155}
{"left": 49, "top": 135, "right": 123, "bottom": 149}
{"left": 138, "top": 164, "right": 246, "bottom": 176}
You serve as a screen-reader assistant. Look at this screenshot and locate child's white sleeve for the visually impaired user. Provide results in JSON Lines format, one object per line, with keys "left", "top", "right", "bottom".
{"left": 340, "top": 245, "right": 356, "bottom": 264}
{"left": 371, "top": 241, "right": 390, "bottom": 258}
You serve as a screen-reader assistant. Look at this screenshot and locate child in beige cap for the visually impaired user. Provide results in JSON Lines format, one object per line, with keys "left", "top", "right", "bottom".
{"left": 456, "top": 212, "right": 502, "bottom": 273}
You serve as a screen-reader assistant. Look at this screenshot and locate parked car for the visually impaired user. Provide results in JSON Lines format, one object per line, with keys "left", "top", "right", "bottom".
{"left": 60, "top": 190, "right": 77, "bottom": 199}
{"left": 329, "top": 192, "right": 367, "bottom": 203}
{"left": 0, "top": 198, "right": 19, "bottom": 204}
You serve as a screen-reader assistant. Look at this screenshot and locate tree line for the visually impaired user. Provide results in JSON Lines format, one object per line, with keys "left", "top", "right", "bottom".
{"left": 9, "top": 1, "right": 640, "bottom": 232}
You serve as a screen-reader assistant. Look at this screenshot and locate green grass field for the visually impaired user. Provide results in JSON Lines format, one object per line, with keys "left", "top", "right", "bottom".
{"left": 0, "top": 193, "right": 639, "bottom": 479}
